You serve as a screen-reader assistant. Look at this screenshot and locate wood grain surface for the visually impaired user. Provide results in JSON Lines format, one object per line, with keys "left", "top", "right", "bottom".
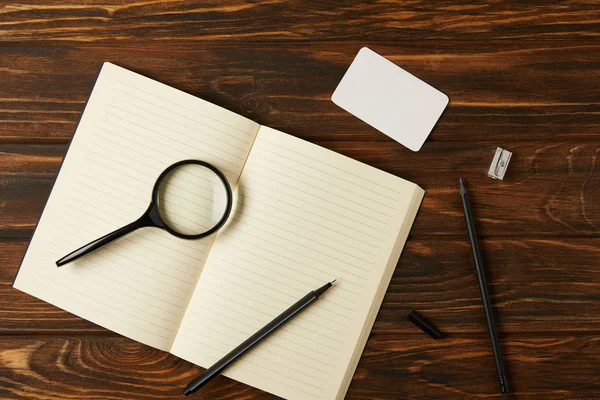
{"left": 2, "top": 335, "right": 599, "bottom": 400}
{"left": 1, "top": 1, "right": 599, "bottom": 399}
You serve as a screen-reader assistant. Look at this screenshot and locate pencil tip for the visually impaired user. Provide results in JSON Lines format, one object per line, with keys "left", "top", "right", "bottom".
{"left": 459, "top": 177, "right": 467, "bottom": 194}
{"left": 331, "top": 279, "right": 337, "bottom": 284}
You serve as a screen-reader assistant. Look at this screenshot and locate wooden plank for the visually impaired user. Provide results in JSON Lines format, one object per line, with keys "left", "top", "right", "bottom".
{"left": 1, "top": 141, "right": 598, "bottom": 237}
{"left": 379, "top": 237, "right": 600, "bottom": 335}
{"left": 350, "top": 334, "right": 600, "bottom": 400}
{"left": 0, "top": 334, "right": 598, "bottom": 399}
{"left": 1, "top": 2, "right": 598, "bottom": 399}
{"left": 3, "top": 236, "right": 600, "bottom": 335}
{"left": 1, "top": 42, "right": 599, "bottom": 143}
{"left": 0, "top": 1, "right": 598, "bottom": 44}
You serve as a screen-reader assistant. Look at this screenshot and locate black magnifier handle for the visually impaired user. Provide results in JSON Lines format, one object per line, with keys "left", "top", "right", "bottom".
{"left": 56, "top": 205, "right": 162, "bottom": 267}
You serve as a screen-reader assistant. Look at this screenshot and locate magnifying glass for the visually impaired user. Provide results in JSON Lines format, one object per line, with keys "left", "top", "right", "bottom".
{"left": 56, "top": 159, "right": 233, "bottom": 267}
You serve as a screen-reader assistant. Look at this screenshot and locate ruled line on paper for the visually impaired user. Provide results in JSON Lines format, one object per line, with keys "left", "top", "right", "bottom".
{"left": 241, "top": 174, "right": 388, "bottom": 230}
{"left": 179, "top": 317, "right": 333, "bottom": 378}
{"left": 235, "top": 200, "right": 377, "bottom": 256}
{"left": 59, "top": 210, "right": 207, "bottom": 265}
{"left": 110, "top": 95, "right": 251, "bottom": 152}
{"left": 219, "top": 230, "right": 368, "bottom": 285}
{"left": 202, "top": 260, "right": 354, "bottom": 322}
{"left": 55, "top": 214, "right": 200, "bottom": 280}
{"left": 209, "top": 250, "right": 359, "bottom": 304}
{"left": 229, "top": 214, "right": 374, "bottom": 269}
{"left": 190, "top": 296, "right": 340, "bottom": 348}
{"left": 87, "top": 138, "right": 164, "bottom": 173}
{"left": 200, "top": 270, "right": 347, "bottom": 336}
{"left": 194, "top": 269, "right": 350, "bottom": 347}
{"left": 91, "top": 128, "right": 382, "bottom": 255}
{"left": 207, "top": 240, "right": 362, "bottom": 301}
{"left": 39, "top": 266, "right": 181, "bottom": 325}
{"left": 177, "top": 329, "right": 330, "bottom": 384}
{"left": 54, "top": 222, "right": 200, "bottom": 284}
{"left": 177, "top": 333, "right": 330, "bottom": 393}
{"left": 15, "top": 63, "right": 262, "bottom": 351}
{"left": 63, "top": 198, "right": 208, "bottom": 256}
{"left": 191, "top": 313, "right": 334, "bottom": 374}
{"left": 175, "top": 341, "right": 323, "bottom": 398}
{"left": 254, "top": 139, "right": 404, "bottom": 197}
{"left": 246, "top": 160, "right": 394, "bottom": 217}
{"left": 188, "top": 294, "right": 338, "bottom": 363}
{"left": 199, "top": 279, "right": 344, "bottom": 345}
{"left": 101, "top": 112, "right": 244, "bottom": 169}
{"left": 46, "top": 247, "right": 187, "bottom": 314}
{"left": 73, "top": 172, "right": 221, "bottom": 234}
{"left": 116, "top": 80, "right": 256, "bottom": 138}
{"left": 206, "top": 256, "right": 355, "bottom": 318}
{"left": 48, "top": 235, "right": 198, "bottom": 302}
{"left": 239, "top": 183, "right": 385, "bottom": 241}
{"left": 84, "top": 142, "right": 237, "bottom": 199}
{"left": 32, "top": 278, "right": 175, "bottom": 343}
{"left": 170, "top": 125, "right": 417, "bottom": 400}
{"left": 104, "top": 103, "right": 248, "bottom": 162}
{"left": 97, "top": 120, "right": 242, "bottom": 178}
{"left": 249, "top": 151, "right": 396, "bottom": 209}
{"left": 236, "top": 195, "right": 380, "bottom": 250}
{"left": 95, "top": 125, "right": 239, "bottom": 183}
{"left": 206, "top": 260, "right": 354, "bottom": 327}
{"left": 190, "top": 285, "right": 342, "bottom": 353}
{"left": 35, "top": 272, "right": 176, "bottom": 339}
{"left": 46, "top": 248, "right": 189, "bottom": 312}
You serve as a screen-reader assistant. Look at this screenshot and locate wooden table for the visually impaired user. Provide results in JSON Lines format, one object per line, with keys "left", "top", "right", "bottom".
{"left": 1, "top": 1, "right": 599, "bottom": 399}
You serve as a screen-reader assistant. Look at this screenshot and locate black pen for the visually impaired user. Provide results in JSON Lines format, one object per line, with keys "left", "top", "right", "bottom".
{"left": 183, "top": 280, "right": 336, "bottom": 396}
{"left": 460, "top": 178, "right": 510, "bottom": 399}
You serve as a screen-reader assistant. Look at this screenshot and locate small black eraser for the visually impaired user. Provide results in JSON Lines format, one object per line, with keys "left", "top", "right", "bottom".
{"left": 407, "top": 310, "right": 443, "bottom": 339}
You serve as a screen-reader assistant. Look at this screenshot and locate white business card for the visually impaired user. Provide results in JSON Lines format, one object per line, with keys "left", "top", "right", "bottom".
{"left": 332, "top": 47, "right": 449, "bottom": 151}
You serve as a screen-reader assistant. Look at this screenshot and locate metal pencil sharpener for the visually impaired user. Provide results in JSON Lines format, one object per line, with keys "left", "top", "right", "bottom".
{"left": 488, "top": 147, "right": 512, "bottom": 180}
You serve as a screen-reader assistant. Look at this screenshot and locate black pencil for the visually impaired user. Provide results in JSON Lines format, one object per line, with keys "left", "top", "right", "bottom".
{"left": 183, "top": 279, "right": 336, "bottom": 396}
{"left": 460, "top": 178, "right": 510, "bottom": 399}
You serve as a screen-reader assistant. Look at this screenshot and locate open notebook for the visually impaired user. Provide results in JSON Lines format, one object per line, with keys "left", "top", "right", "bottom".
{"left": 14, "top": 63, "right": 424, "bottom": 400}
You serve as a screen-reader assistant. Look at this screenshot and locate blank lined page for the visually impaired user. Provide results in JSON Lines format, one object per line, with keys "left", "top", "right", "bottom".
{"left": 13, "top": 63, "right": 260, "bottom": 351}
{"left": 171, "top": 126, "right": 424, "bottom": 399}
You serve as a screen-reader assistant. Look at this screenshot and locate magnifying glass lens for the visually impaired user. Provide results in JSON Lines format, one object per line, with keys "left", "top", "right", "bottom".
{"left": 157, "top": 163, "right": 229, "bottom": 237}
